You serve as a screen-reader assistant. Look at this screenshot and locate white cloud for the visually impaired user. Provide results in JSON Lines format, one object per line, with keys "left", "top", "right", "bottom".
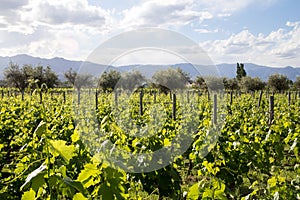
{"left": 195, "top": 28, "right": 219, "bottom": 33}
{"left": 119, "top": 0, "right": 277, "bottom": 31}
{"left": 196, "top": 0, "right": 276, "bottom": 15}
{"left": 0, "top": 0, "right": 295, "bottom": 68}
{"left": 22, "top": 0, "right": 111, "bottom": 27}
{"left": 201, "top": 22, "right": 300, "bottom": 66}
{"left": 0, "top": 0, "right": 115, "bottom": 60}
{"left": 120, "top": 0, "right": 213, "bottom": 28}
{"left": 286, "top": 21, "right": 299, "bottom": 28}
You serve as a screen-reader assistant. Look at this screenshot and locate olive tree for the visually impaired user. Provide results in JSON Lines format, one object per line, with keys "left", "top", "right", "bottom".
{"left": 267, "top": 74, "right": 291, "bottom": 92}
{"left": 64, "top": 68, "right": 93, "bottom": 91}
{"left": 240, "top": 76, "right": 266, "bottom": 92}
{"left": 152, "top": 68, "right": 190, "bottom": 93}
{"left": 4, "top": 62, "right": 33, "bottom": 100}
{"left": 98, "top": 70, "right": 121, "bottom": 92}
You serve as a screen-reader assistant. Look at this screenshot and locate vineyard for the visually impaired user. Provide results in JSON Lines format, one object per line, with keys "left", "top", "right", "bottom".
{"left": 0, "top": 88, "right": 299, "bottom": 199}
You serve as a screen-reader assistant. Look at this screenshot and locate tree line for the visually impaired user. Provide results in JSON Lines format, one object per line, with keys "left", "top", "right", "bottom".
{"left": 1, "top": 62, "right": 300, "bottom": 96}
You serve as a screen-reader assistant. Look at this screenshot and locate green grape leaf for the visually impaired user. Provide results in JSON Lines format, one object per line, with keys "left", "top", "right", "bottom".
{"left": 63, "top": 177, "right": 87, "bottom": 196}
{"left": 49, "top": 140, "right": 75, "bottom": 163}
{"left": 34, "top": 121, "right": 47, "bottom": 137}
{"left": 73, "top": 193, "right": 88, "bottom": 200}
{"left": 20, "top": 162, "right": 46, "bottom": 191}
{"left": 71, "top": 129, "right": 80, "bottom": 143}
{"left": 77, "top": 163, "right": 99, "bottom": 188}
{"left": 187, "top": 182, "right": 199, "bottom": 200}
{"left": 21, "top": 189, "right": 36, "bottom": 200}
{"left": 99, "top": 184, "right": 114, "bottom": 200}
{"left": 31, "top": 172, "right": 46, "bottom": 193}
{"left": 268, "top": 176, "right": 277, "bottom": 188}
{"left": 164, "top": 138, "right": 171, "bottom": 147}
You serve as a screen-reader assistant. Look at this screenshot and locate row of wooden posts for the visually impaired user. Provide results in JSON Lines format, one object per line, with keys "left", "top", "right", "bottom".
{"left": 1, "top": 89, "right": 298, "bottom": 125}
{"left": 95, "top": 90, "right": 283, "bottom": 125}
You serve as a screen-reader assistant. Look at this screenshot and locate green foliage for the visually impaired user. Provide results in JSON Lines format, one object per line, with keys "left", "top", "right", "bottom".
{"left": 236, "top": 63, "right": 247, "bottom": 81}
{"left": 205, "top": 76, "right": 224, "bottom": 91}
{"left": 152, "top": 67, "right": 189, "bottom": 93}
{"left": 64, "top": 68, "right": 94, "bottom": 90}
{"left": 4, "top": 62, "right": 32, "bottom": 92}
{"left": 116, "top": 71, "right": 145, "bottom": 91}
{"left": 4, "top": 63, "right": 58, "bottom": 92}
{"left": 268, "top": 74, "right": 291, "bottom": 91}
{"left": 98, "top": 70, "right": 121, "bottom": 92}
{"left": 0, "top": 88, "right": 299, "bottom": 199}
{"left": 223, "top": 78, "right": 239, "bottom": 91}
{"left": 293, "top": 76, "right": 300, "bottom": 90}
{"left": 194, "top": 76, "right": 207, "bottom": 91}
{"left": 240, "top": 76, "right": 266, "bottom": 92}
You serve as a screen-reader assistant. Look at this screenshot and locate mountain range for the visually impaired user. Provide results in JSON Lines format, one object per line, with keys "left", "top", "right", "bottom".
{"left": 0, "top": 54, "right": 299, "bottom": 81}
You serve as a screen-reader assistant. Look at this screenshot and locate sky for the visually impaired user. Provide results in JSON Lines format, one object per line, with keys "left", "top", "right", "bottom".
{"left": 0, "top": 0, "right": 300, "bottom": 67}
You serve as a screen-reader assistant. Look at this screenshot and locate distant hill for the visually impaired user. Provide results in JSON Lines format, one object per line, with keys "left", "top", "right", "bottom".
{"left": 0, "top": 54, "right": 299, "bottom": 81}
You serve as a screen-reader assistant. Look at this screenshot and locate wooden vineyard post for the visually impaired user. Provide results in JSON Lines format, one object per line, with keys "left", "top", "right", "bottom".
{"left": 187, "top": 90, "right": 190, "bottom": 103}
{"left": 172, "top": 93, "right": 176, "bottom": 120}
{"left": 21, "top": 90, "right": 24, "bottom": 101}
{"left": 115, "top": 91, "right": 118, "bottom": 107}
{"left": 139, "top": 91, "right": 143, "bottom": 116}
{"left": 2, "top": 90, "right": 4, "bottom": 98}
{"left": 95, "top": 90, "right": 98, "bottom": 111}
{"left": 39, "top": 91, "right": 43, "bottom": 104}
{"left": 213, "top": 94, "right": 217, "bottom": 125}
{"left": 258, "top": 90, "right": 263, "bottom": 108}
{"left": 230, "top": 91, "right": 233, "bottom": 105}
{"left": 269, "top": 96, "right": 274, "bottom": 125}
{"left": 288, "top": 91, "right": 291, "bottom": 106}
{"left": 63, "top": 91, "right": 66, "bottom": 104}
{"left": 77, "top": 90, "right": 81, "bottom": 105}
{"left": 153, "top": 91, "right": 156, "bottom": 103}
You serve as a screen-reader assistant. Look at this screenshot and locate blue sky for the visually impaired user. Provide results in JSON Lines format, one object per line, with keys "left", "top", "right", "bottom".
{"left": 0, "top": 0, "right": 299, "bottom": 67}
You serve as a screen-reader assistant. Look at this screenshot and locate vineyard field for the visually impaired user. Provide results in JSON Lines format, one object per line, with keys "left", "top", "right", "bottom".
{"left": 0, "top": 88, "right": 299, "bottom": 199}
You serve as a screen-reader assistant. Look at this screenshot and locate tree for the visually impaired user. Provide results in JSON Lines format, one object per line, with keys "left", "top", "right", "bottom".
{"left": 236, "top": 63, "right": 247, "bottom": 81}
{"left": 4, "top": 63, "right": 59, "bottom": 99}
{"left": 293, "top": 77, "right": 300, "bottom": 90}
{"left": 64, "top": 68, "right": 93, "bottom": 90}
{"left": 176, "top": 68, "right": 192, "bottom": 84}
{"left": 194, "top": 76, "right": 207, "bottom": 91}
{"left": 223, "top": 78, "right": 239, "bottom": 91}
{"left": 98, "top": 70, "right": 121, "bottom": 92}
{"left": 42, "top": 66, "right": 59, "bottom": 88}
{"left": 267, "top": 74, "right": 291, "bottom": 92}
{"left": 240, "top": 76, "right": 266, "bottom": 92}
{"left": 205, "top": 76, "right": 224, "bottom": 91}
{"left": 31, "top": 65, "right": 58, "bottom": 89}
{"left": 152, "top": 68, "right": 189, "bottom": 93}
{"left": 4, "top": 62, "right": 32, "bottom": 100}
{"left": 116, "top": 71, "right": 146, "bottom": 91}
{"left": 0, "top": 79, "right": 7, "bottom": 87}
{"left": 64, "top": 68, "right": 77, "bottom": 87}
